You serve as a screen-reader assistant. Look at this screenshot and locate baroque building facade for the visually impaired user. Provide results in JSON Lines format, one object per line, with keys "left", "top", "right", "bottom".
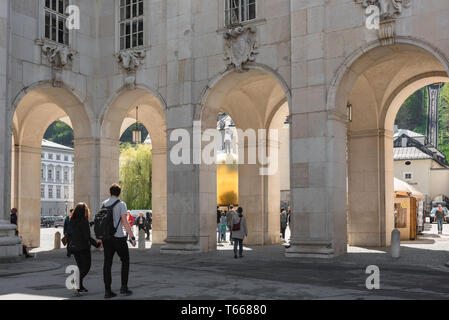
{"left": 41, "top": 139, "right": 74, "bottom": 217}
{"left": 1, "top": 0, "right": 449, "bottom": 258}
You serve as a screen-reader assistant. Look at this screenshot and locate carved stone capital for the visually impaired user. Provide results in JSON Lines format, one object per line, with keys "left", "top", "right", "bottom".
{"left": 37, "top": 40, "right": 76, "bottom": 69}
{"left": 379, "top": 19, "right": 396, "bottom": 45}
{"left": 223, "top": 26, "right": 258, "bottom": 73}
{"left": 116, "top": 49, "right": 146, "bottom": 73}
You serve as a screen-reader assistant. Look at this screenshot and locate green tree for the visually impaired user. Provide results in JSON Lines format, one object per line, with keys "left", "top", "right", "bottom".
{"left": 119, "top": 143, "right": 152, "bottom": 210}
{"left": 43, "top": 121, "right": 74, "bottom": 147}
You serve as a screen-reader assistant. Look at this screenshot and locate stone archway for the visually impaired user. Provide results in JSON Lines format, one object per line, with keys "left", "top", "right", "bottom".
{"left": 10, "top": 85, "right": 92, "bottom": 248}
{"left": 194, "top": 65, "right": 291, "bottom": 252}
{"left": 100, "top": 86, "right": 168, "bottom": 245}
{"left": 330, "top": 39, "right": 449, "bottom": 247}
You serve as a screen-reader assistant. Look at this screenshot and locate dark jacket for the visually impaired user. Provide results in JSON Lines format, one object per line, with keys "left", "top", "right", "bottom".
{"left": 69, "top": 218, "right": 98, "bottom": 252}
{"left": 280, "top": 213, "right": 288, "bottom": 230}
{"left": 144, "top": 216, "right": 152, "bottom": 230}
{"left": 10, "top": 213, "right": 17, "bottom": 226}
{"left": 63, "top": 216, "right": 73, "bottom": 235}
{"left": 136, "top": 216, "right": 146, "bottom": 226}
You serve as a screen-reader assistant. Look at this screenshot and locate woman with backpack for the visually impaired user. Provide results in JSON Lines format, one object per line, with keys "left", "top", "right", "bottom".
{"left": 230, "top": 207, "right": 248, "bottom": 259}
{"left": 69, "top": 203, "right": 102, "bottom": 294}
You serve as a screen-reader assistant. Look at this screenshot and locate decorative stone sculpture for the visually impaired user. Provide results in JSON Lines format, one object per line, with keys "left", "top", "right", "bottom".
{"left": 361, "top": 0, "right": 410, "bottom": 20}
{"left": 223, "top": 26, "right": 258, "bottom": 73}
{"left": 116, "top": 49, "right": 146, "bottom": 73}
{"left": 358, "top": 0, "right": 411, "bottom": 46}
{"left": 41, "top": 44, "right": 74, "bottom": 69}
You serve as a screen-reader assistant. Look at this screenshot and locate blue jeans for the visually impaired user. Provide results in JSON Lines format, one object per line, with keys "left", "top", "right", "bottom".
{"left": 217, "top": 224, "right": 221, "bottom": 242}
{"left": 437, "top": 218, "right": 444, "bottom": 233}
{"left": 233, "top": 238, "right": 243, "bottom": 256}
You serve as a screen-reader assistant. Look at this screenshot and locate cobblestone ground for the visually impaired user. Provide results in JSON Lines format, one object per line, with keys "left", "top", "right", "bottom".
{"left": 0, "top": 223, "right": 448, "bottom": 300}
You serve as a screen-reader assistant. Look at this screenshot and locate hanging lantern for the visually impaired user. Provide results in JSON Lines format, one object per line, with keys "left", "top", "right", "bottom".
{"left": 132, "top": 106, "right": 142, "bottom": 144}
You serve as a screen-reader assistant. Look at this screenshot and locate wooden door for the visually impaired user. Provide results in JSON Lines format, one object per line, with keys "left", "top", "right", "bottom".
{"left": 410, "top": 198, "right": 417, "bottom": 240}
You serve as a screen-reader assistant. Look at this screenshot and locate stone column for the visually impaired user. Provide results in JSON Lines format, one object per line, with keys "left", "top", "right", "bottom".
{"left": 161, "top": 126, "right": 202, "bottom": 254}
{"left": 286, "top": 110, "right": 348, "bottom": 258}
{"left": 0, "top": 0, "right": 21, "bottom": 259}
{"left": 15, "top": 145, "right": 42, "bottom": 248}
{"left": 73, "top": 138, "right": 101, "bottom": 213}
{"left": 151, "top": 146, "right": 167, "bottom": 244}
{"left": 98, "top": 138, "right": 121, "bottom": 209}
{"left": 347, "top": 129, "right": 394, "bottom": 247}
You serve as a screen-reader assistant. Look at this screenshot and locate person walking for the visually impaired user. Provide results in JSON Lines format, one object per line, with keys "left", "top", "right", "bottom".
{"left": 63, "top": 209, "right": 74, "bottom": 258}
{"left": 136, "top": 212, "right": 145, "bottom": 231}
{"left": 280, "top": 208, "right": 288, "bottom": 240}
{"left": 432, "top": 204, "right": 448, "bottom": 235}
{"left": 100, "top": 184, "right": 136, "bottom": 299}
{"left": 69, "top": 203, "right": 101, "bottom": 294}
{"left": 230, "top": 207, "right": 248, "bottom": 259}
{"left": 144, "top": 212, "right": 152, "bottom": 240}
{"left": 217, "top": 206, "right": 222, "bottom": 243}
{"left": 220, "top": 211, "right": 228, "bottom": 243}
{"left": 227, "top": 205, "right": 236, "bottom": 245}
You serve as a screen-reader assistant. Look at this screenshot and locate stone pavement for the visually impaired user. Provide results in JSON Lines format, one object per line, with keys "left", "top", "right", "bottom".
{"left": 0, "top": 223, "right": 449, "bottom": 300}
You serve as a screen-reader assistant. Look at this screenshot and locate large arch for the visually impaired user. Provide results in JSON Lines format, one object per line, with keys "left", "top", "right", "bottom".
{"left": 196, "top": 65, "right": 291, "bottom": 251}
{"left": 100, "top": 85, "right": 168, "bottom": 245}
{"left": 329, "top": 38, "right": 449, "bottom": 247}
{"left": 10, "top": 84, "right": 92, "bottom": 248}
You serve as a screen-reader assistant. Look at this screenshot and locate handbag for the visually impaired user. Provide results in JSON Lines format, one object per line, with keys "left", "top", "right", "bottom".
{"left": 232, "top": 217, "right": 241, "bottom": 231}
{"left": 61, "top": 235, "right": 67, "bottom": 246}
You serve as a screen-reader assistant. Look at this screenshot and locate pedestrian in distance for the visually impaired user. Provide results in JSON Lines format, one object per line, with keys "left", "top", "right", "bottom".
{"left": 136, "top": 212, "right": 145, "bottom": 231}
{"left": 280, "top": 208, "right": 288, "bottom": 240}
{"left": 230, "top": 207, "right": 248, "bottom": 259}
{"left": 431, "top": 204, "right": 448, "bottom": 235}
{"left": 220, "top": 211, "right": 228, "bottom": 243}
{"left": 68, "top": 203, "right": 102, "bottom": 295}
{"left": 217, "top": 206, "right": 222, "bottom": 243}
{"left": 144, "top": 211, "right": 152, "bottom": 240}
{"left": 98, "top": 184, "right": 136, "bottom": 299}
{"left": 227, "top": 205, "right": 236, "bottom": 245}
{"left": 63, "top": 209, "right": 74, "bottom": 258}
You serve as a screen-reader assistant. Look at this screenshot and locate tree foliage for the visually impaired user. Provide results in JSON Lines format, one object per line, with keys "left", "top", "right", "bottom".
{"left": 43, "top": 121, "right": 74, "bottom": 147}
{"left": 119, "top": 143, "right": 152, "bottom": 210}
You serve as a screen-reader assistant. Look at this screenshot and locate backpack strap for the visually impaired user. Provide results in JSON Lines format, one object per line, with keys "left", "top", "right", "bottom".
{"left": 108, "top": 200, "right": 123, "bottom": 234}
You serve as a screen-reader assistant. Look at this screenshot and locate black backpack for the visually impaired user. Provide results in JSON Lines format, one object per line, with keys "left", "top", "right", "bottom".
{"left": 94, "top": 200, "right": 121, "bottom": 240}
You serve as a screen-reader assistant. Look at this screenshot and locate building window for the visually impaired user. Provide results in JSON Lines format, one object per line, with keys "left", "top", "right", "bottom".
{"left": 42, "top": 168, "right": 45, "bottom": 180}
{"left": 225, "top": 0, "right": 256, "bottom": 26}
{"left": 405, "top": 161, "right": 412, "bottom": 166}
{"left": 42, "top": 153, "right": 45, "bottom": 159}
{"left": 48, "top": 186, "right": 53, "bottom": 199}
{"left": 119, "top": 0, "right": 144, "bottom": 50}
{"left": 41, "top": 185, "right": 45, "bottom": 198}
{"left": 64, "top": 171, "right": 68, "bottom": 182}
{"left": 64, "top": 155, "right": 69, "bottom": 161}
{"left": 44, "top": 0, "right": 70, "bottom": 45}
{"left": 56, "top": 154, "right": 61, "bottom": 161}
{"left": 56, "top": 170, "right": 60, "bottom": 181}
{"left": 56, "top": 186, "right": 61, "bottom": 199}
{"left": 48, "top": 153, "right": 53, "bottom": 160}
{"left": 48, "top": 168, "right": 53, "bottom": 180}
{"left": 404, "top": 173, "right": 412, "bottom": 180}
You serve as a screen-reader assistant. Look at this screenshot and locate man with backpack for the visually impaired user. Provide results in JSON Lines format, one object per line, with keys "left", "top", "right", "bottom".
{"left": 96, "top": 184, "right": 136, "bottom": 299}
